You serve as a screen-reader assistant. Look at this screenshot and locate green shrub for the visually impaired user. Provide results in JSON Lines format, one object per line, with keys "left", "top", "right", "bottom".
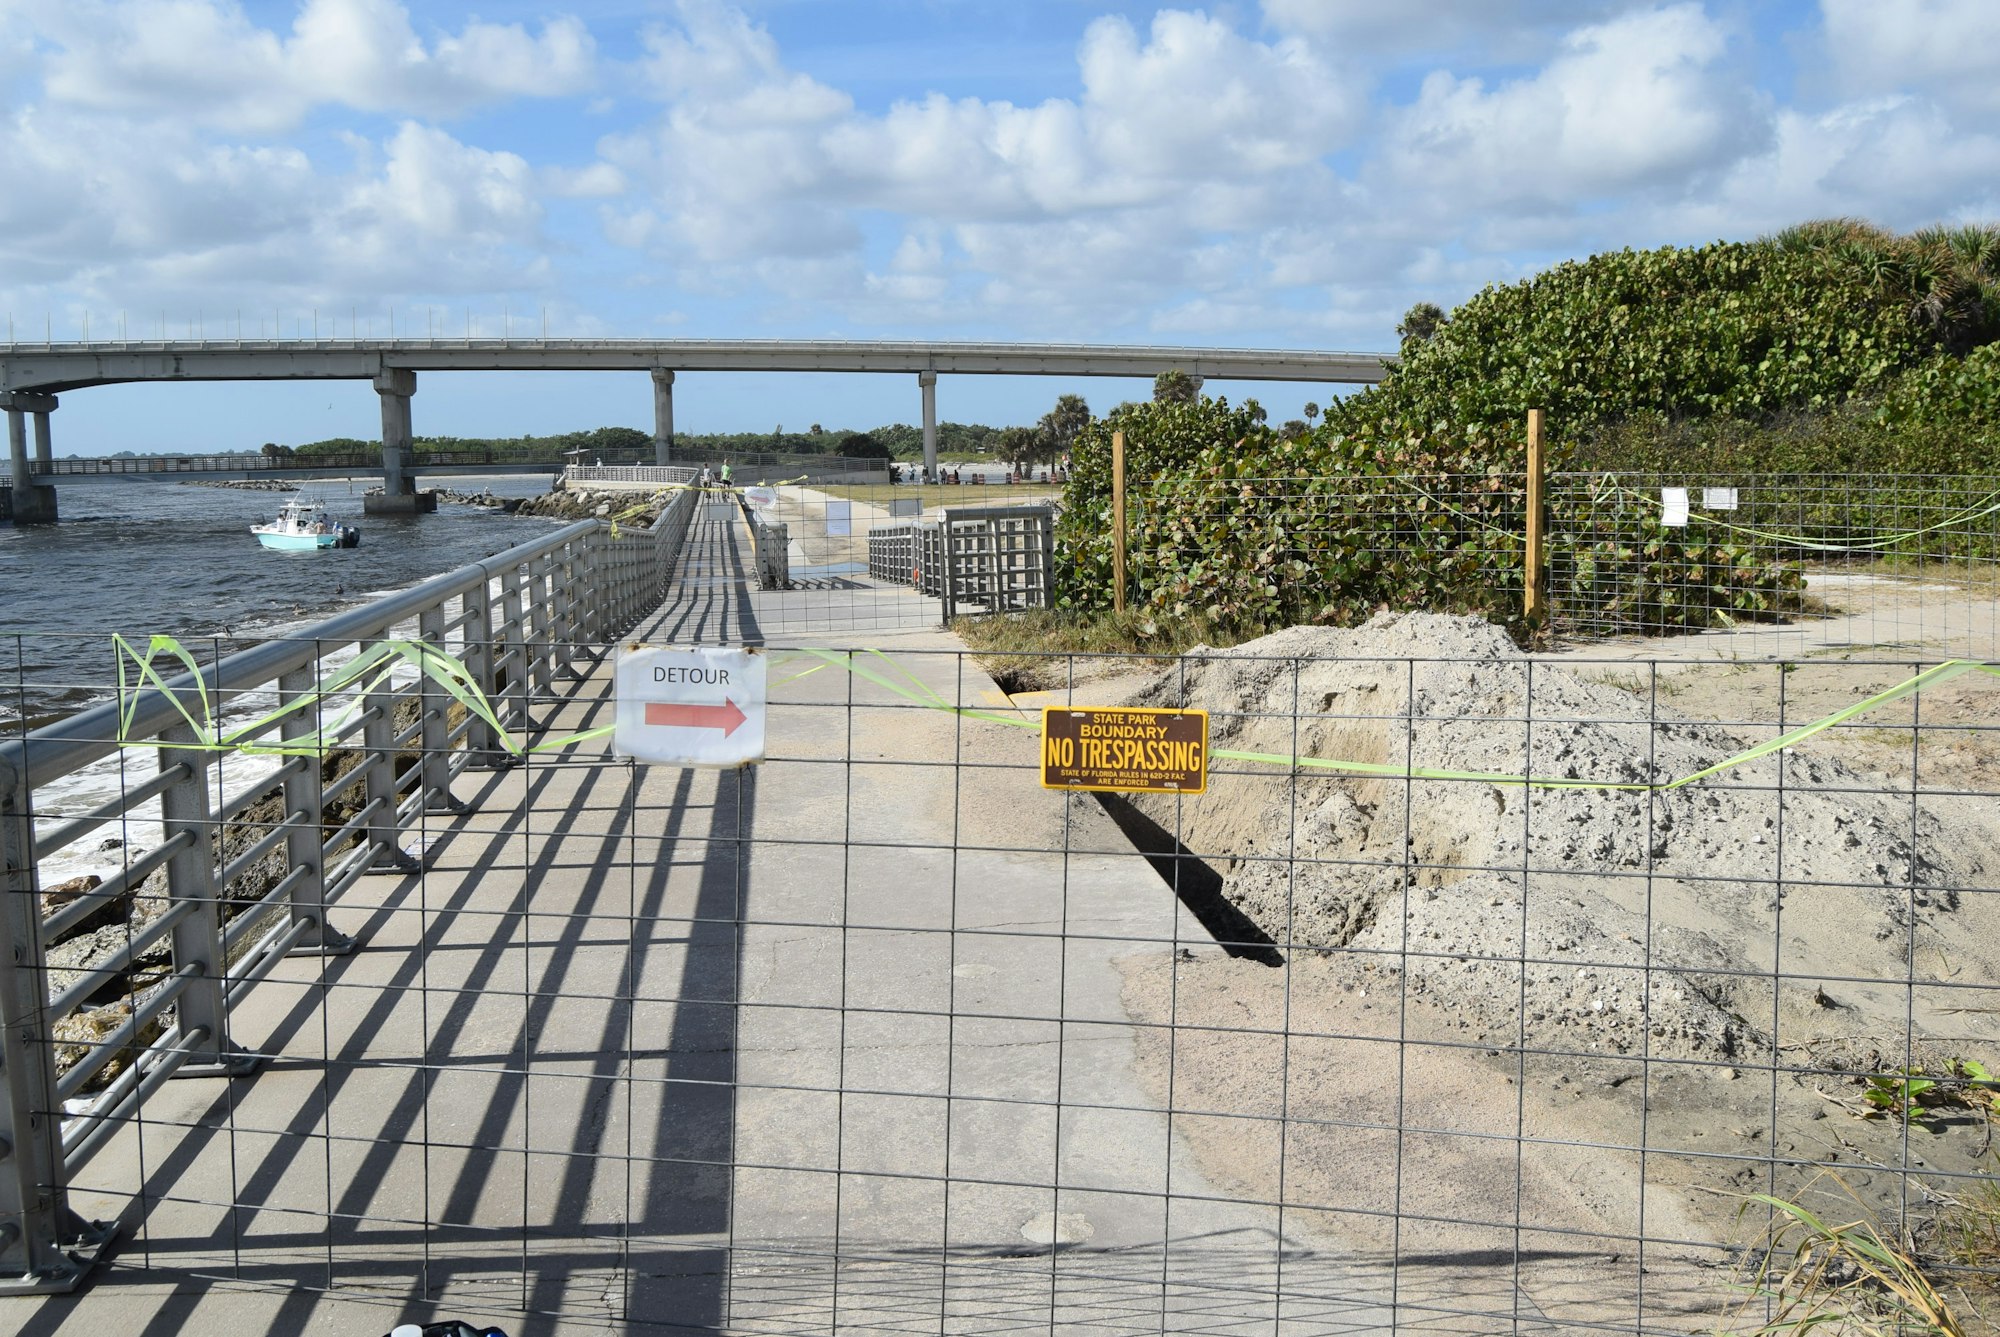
{"left": 1054, "top": 223, "right": 2000, "bottom": 634}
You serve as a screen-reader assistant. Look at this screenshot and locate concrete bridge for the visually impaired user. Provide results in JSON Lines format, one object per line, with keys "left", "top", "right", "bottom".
{"left": 0, "top": 338, "right": 1393, "bottom": 521}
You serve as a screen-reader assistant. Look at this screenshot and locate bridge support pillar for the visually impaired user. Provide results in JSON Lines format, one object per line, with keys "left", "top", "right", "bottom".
{"left": 367, "top": 368, "right": 434, "bottom": 515}
{"left": 919, "top": 370, "right": 937, "bottom": 481}
{"left": 0, "top": 393, "right": 58, "bottom": 523}
{"left": 652, "top": 368, "right": 675, "bottom": 465}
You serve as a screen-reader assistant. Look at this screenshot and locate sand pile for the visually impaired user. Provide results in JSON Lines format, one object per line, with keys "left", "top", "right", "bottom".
{"left": 1130, "top": 612, "right": 1989, "bottom": 1062}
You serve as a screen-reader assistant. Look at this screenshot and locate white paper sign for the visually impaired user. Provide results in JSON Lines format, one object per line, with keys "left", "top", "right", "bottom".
{"left": 823, "top": 500, "right": 852, "bottom": 537}
{"left": 614, "top": 645, "right": 765, "bottom": 767}
{"left": 1702, "top": 486, "right": 1738, "bottom": 511}
{"left": 1660, "top": 487, "right": 1690, "bottom": 528}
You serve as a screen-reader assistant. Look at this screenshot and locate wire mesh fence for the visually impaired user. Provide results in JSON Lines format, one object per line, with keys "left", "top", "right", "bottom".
{"left": 1104, "top": 470, "right": 2000, "bottom": 663}
{"left": 6, "top": 562, "right": 1998, "bottom": 1332}
{"left": 1547, "top": 471, "right": 2000, "bottom": 659}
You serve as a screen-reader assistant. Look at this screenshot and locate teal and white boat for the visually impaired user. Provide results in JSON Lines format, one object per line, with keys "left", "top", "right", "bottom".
{"left": 252, "top": 496, "right": 360, "bottom": 551}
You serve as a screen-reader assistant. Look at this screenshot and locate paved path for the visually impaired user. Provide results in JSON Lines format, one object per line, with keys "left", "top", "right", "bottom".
{"left": 3, "top": 503, "right": 1393, "bottom": 1335}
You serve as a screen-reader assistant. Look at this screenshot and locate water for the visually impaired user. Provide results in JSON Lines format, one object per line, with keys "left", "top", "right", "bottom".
{"left": 0, "top": 474, "right": 563, "bottom": 730}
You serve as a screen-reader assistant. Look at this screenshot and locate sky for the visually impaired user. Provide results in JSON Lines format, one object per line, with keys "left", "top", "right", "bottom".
{"left": 3, "top": 0, "right": 1997, "bottom": 454}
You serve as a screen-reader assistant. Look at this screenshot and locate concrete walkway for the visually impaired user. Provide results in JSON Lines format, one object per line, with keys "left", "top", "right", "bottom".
{"left": 2, "top": 504, "right": 1386, "bottom": 1335}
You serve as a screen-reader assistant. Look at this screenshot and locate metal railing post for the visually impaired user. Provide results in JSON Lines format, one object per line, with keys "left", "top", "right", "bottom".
{"left": 0, "top": 754, "right": 116, "bottom": 1292}
{"left": 497, "top": 566, "right": 531, "bottom": 730}
{"left": 360, "top": 659, "right": 418, "bottom": 874}
{"left": 941, "top": 513, "right": 960, "bottom": 622}
{"left": 618, "top": 523, "right": 638, "bottom": 635}
{"left": 1036, "top": 508, "right": 1055, "bottom": 608}
{"left": 418, "top": 607, "right": 467, "bottom": 815}
{"left": 574, "top": 532, "right": 602, "bottom": 646}
{"left": 527, "top": 552, "right": 554, "bottom": 696}
{"left": 548, "top": 544, "right": 577, "bottom": 677}
{"left": 158, "top": 725, "right": 251, "bottom": 1073}
{"left": 279, "top": 666, "right": 351, "bottom": 954}
{"left": 460, "top": 577, "right": 512, "bottom": 769}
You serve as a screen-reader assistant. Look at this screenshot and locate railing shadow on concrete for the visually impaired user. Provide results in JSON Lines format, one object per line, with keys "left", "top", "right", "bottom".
{"left": 0, "top": 488, "right": 699, "bottom": 1293}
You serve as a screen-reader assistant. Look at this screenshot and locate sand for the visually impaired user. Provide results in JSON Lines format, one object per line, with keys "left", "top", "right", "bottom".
{"left": 1091, "top": 612, "right": 2000, "bottom": 1331}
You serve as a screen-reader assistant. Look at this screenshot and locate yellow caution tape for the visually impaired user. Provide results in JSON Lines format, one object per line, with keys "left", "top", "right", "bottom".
{"left": 109, "top": 633, "right": 609, "bottom": 760}
{"left": 773, "top": 647, "right": 1992, "bottom": 793}
{"left": 106, "top": 635, "right": 1993, "bottom": 792}
{"left": 1608, "top": 481, "right": 2000, "bottom": 553}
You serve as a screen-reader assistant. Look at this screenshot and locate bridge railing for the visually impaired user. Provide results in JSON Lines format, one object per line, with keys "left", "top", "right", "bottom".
{"left": 41, "top": 450, "right": 569, "bottom": 476}
{"left": 0, "top": 487, "right": 698, "bottom": 1291}
{"left": 41, "top": 453, "right": 386, "bottom": 476}
{"left": 561, "top": 465, "right": 702, "bottom": 490}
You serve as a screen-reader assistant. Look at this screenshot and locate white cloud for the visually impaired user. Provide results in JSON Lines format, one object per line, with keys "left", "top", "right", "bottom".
{"left": 1381, "top": 5, "right": 1767, "bottom": 212}
{"left": 0, "top": 105, "right": 548, "bottom": 315}
{"left": 1261, "top": 0, "right": 1655, "bottom": 61}
{"left": 37, "top": 0, "right": 597, "bottom": 132}
{"left": 4, "top": 0, "right": 1998, "bottom": 365}
{"left": 1821, "top": 0, "right": 2000, "bottom": 115}
{"left": 545, "top": 162, "right": 626, "bottom": 198}
{"left": 1660, "top": 96, "right": 2000, "bottom": 237}
{"left": 603, "top": 1, "right": 1363, "bottom": 329}
{"left": 342, "top": 122, "right": 539, "bottom": 246}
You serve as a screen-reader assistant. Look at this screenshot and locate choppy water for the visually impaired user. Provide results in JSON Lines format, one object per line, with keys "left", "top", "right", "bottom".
{"left": 0, "top": 474, "right": 562, "bottom": 729}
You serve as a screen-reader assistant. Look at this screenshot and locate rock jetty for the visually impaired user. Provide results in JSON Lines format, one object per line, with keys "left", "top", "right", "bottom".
{"left": 513, "top": 487, "right": 682, "bottom": 525}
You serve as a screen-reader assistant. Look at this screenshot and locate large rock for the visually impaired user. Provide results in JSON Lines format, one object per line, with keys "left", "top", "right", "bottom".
{"left": 42, "top": 874, "right": 135, "bottom": 943}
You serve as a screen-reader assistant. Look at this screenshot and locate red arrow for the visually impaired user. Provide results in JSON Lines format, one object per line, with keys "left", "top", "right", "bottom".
{"left": 645, "top": 699, "right": 748, "bottom": 738}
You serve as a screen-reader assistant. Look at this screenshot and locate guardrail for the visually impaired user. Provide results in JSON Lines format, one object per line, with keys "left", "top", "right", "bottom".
{"left": 939, "top": 505, "right": 1054, "bottom": 620}
{"left": 39, "top": 450, "right": 576, "bottom": 477}
{"left": 0, "top": 486, "right": 697, "bottom": 1292}
{"left": 556, "top": 464, "right": 702, "bottom": 490}
{"left": 866, "top": 506, "right": 1053, "bottom": 614}
{"left": 867, "top": 520, "right": 920, "bottom": 586}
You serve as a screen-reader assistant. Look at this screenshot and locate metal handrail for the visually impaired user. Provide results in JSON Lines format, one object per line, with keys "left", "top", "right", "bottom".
{"left": 6, "top": 519, "right": 596, "bottom": 789}
{"left": 0, "top": 488, "right": 701, "bottom": 1292}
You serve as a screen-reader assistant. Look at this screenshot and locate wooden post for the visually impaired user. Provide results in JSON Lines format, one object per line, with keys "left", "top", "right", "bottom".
{"left": 1523, "top": 408, "right": 1546, "bottom": 625}
{"left": 1111, "top": 429, "right": 1127, "bottom": 614}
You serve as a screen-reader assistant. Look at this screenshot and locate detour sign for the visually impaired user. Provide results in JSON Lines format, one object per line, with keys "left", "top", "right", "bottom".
{"left": 1040, "top": 706, "right": 1208, "bottom": 794}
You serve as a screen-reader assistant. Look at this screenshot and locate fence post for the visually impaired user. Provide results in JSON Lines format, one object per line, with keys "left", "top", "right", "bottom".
{"left": 460, "top": 576, "right": 512, "bottom": 769}
{"left": 279, "top": 666, "right": 351, "bottom": 954}
{"left": 159, "top": 724, "right": 252, "bottom": 1073}
{"left": 418, "top": 606, "right": 467, "bottom": 816}
{"left": 360, "top": 658, "right": 419, "bottom": 874}
{"left": 941, "top": 512, "right": 960, "bottom": 622}
{"left": 0, "top": 753, "right": 115, "bottom": 1292}
{"left": 498, "top": 566, "right": 531, "bottom": 731}
{"left": 1524, "top": 408, "right": 1547, "bottom": 626}
{"left": 1112, "top": 429, "right": 1127, "bottom": 614}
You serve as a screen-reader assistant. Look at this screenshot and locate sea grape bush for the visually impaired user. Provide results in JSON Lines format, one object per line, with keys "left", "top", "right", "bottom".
{"left": 1057, "top": 401, "right": 1798, "bottom": 632}
{"left": 1055, "top": 226, "right": 1999, "bottom": 633}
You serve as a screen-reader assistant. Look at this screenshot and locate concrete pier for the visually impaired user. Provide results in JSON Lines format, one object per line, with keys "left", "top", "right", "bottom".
{"left": 919, "top": 368, "right": 937, "bottom": 480}
{"left": 1, "top": 391, "right": 57, "bottom": 522}
{"left": 367, "top": 368, "right": 436, "bottom": 515}
{"left": 652, "top": 367, "right": 675, "bottom": 465}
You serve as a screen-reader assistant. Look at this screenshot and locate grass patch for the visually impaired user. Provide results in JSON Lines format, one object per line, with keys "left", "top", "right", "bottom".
{"left": 1728, "top": 1172, "right": 1996, "bottom": 1336}
{"left": 952, "top": 608, "right": 1274, "bottom": 693}
{"left": 814, "top": 483, "right": 1060, "bottom": 509}
{"left": 1933, "top": 1169, "right": 2000, "bottom": 1317}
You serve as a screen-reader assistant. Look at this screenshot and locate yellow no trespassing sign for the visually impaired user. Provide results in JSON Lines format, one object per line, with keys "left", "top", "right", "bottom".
{"left": 1040, "top": 706, "right": 1208, "bottom": 794}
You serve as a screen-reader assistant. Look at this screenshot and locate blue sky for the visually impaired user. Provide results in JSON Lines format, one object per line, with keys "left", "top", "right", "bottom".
{"left": 2, "top": 0, "right": 1996, "bottom": 454}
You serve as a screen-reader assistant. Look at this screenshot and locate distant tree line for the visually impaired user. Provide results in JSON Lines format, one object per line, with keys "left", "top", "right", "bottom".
{"left": 277, "top": 420, "right": 1020, "bottom": 461}
{"left": 261, "top": 370, "right": 1269, "bottom": 466}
